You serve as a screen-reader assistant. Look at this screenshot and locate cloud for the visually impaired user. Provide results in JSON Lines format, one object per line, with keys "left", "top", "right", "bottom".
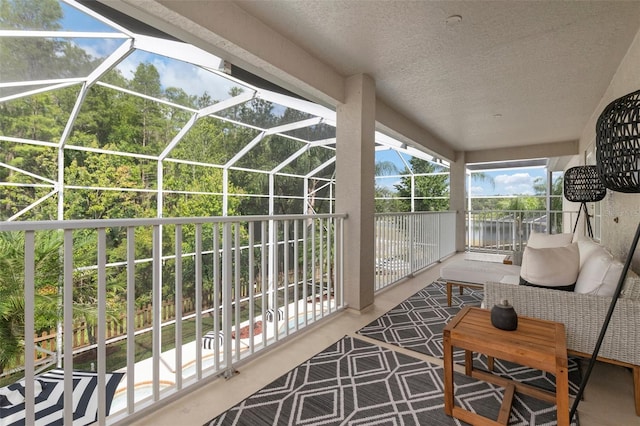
{"left": 75, "top": 38, "right": 123, "bottom": 61}
{"left": 470, "top": 186, "right": 484, "bottom": 195}
{"left": 155, "top": 60, "right": 235, "bottom": 101}
{"left": 116, "top": 55, "right": 138, "bottom": 80}
{"left": 494, "top": 173, "right": 536, "bottom": 195}
{"left": 376, "top": 177, "right": 401, "bottom": 190}
{"left": 110, "top": 51, "right": 239, "bottom": 103}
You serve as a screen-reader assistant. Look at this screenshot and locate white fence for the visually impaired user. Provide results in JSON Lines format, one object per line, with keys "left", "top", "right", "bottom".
{"left": 4, "top": 208, "right": 587, "bottom": 423}
{"left": 0, "top": 214, "right": 345, "bottom": 424}
{"left": 466, "top": 209, "right": 578, "bottom": 253}
{"left": 374, "top": 211, "right": 457, "bottom": 290}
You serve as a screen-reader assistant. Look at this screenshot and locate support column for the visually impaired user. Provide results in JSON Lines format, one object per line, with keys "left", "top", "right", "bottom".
{"left": 336, "top": 74, "right": 376, "bottom": 311}
{"left": 449, "top": 151, "right": 466, "bottom": 253}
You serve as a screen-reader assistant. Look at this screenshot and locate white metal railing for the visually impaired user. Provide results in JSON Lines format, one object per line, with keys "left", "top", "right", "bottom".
{"left": 374, "top": 211, "right": 456, "bottom": 290}
{"left": 372, "top": 209, "right": 579, "bottom": 291}
{"left": 0, "top": 213, "right": 345, "bottom": 424}
{"left": 466, "top": 209, "right": 578, "bottom": 253}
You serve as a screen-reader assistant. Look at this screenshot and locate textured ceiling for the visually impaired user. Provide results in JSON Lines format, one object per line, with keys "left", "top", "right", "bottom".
{"left": 105, "top": 0, "right": 640, "bottom": 157}
{"left": 231, "top": 0, "right": 640, "bottom": 153}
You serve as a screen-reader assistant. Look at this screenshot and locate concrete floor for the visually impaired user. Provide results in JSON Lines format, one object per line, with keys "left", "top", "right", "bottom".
{"left": 126, "top": 254, "right": 638, "bottom": 426}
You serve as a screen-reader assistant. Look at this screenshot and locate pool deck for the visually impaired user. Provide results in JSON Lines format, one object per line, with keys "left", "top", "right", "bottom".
{"left": 110, "top": 298, "right": 336, "bottom": 413}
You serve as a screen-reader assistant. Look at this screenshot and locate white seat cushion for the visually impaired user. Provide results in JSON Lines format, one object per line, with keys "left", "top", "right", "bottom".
{"left": 441, "top": 260, "right": 521, "bottom": 284}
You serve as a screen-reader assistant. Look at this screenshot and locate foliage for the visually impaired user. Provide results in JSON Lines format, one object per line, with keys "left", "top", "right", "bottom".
{"left": 375, "top": 186, "right": 406, "bottom": 213}
{"left": 0, "top": 0, "right": 98, "bottom": 82}
{"left": 394, "top": 158, "right": 449, "bottom": 212}
{"left": 0, "top": 231, "right": 61, "bottom": 372}
{"left": 0, "top": 229, "right": 128, "bottom": 371}
{"left": 469, "top": 173, "right": 563, "bottom": 213}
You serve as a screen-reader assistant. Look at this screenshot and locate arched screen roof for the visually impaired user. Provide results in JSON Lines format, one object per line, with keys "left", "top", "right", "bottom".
{"left": 0, "top": 0, "right": 446, "bottom": 220}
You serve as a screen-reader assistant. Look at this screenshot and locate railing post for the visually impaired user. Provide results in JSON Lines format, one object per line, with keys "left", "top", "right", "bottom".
{"left": 126, "top": 226, "right": 135, "bottom": 413}
{"left": 466, "top": 210, "right": 471, "bottom": 252}
{"left": 174, "top": 224, "right": 183, "bottom": 390}
{"left": 195, "top": 224, "right": 203, "bottom": 380}
{"left": 24, "top": 231, "right": 35, "bottom": 425}
{"left": 334, "top": 217, "right": 343, "bottom": 308}
{"left": 97, "top": 228, "right": 107, "bottom": 424}
{"left": 152, "top": 225, "right": 161, "bottom": 401}
{"left": 222, "top": 222, "right": 236, "bottom": 378}
{"left": 63, "top": 229, "right": 74, "bottom": 424}
{"left": 437, "top": 212, "right": 442, "bottom": 261}
{"left": 408, "top": 214, "right": 414, "bottom": 275}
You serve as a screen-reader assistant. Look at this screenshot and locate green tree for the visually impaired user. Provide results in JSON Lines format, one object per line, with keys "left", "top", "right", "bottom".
{"left": 0, "top": 228, "right": 129, "bottom": 372}
{"left": 0, "top": 0, "right": 97, "bottom": 221}
{"left": 374, "top": 160, "right": 400, "bottom": 213}
{"left": 533, "top": 174, "right": 564, "bottom": 209}
{"left": 0, "top": 231, "right": 61, "bottom": 372}
{"left": 394, "top": 158, "right": 449, "bottom": 211}
{"left": 0, "top": 0, "right": 97, "bottom": 82}
{"left": 64, "top": 144, "right": 150, "bottom": 220}
{"left": 375, "top": 186, "right": 405, "bottom": 213}
{"left": 534, "top": 173, "right": 565, "bottom": 232}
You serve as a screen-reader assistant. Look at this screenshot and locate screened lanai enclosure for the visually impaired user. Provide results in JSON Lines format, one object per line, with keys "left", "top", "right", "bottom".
{"left": 0, "top": 0, "right": 448, "bottom": 223}
{"left": 0, "top": 1, "right": 456, "bottom": 423}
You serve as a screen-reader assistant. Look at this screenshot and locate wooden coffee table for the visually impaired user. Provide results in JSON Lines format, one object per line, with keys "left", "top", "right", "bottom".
{"left": 443, "top": 306, "right": 569, "bottom": 426}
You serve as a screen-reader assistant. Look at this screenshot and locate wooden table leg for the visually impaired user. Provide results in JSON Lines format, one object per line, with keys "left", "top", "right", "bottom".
{"left": 497, "top": 383, "right": 516, "bottom": 425}
{"left": 443, "top": 331, "right": 454, "bottom": 416}
{"left": 633, "top": 365, "right": 640, "bottom": 416}
{"left": 555, "top": 364, "right": 569, "bottom": 426}
{"left": 446, "top": 282, "right": 453, "bottom": 307}
{"left": 464, "top": 350, "right": 473, "bottom": 376}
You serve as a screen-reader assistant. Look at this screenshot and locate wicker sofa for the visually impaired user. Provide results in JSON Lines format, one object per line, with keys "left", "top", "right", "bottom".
{"left": 484, "top": 275, "right": 640, "bottom": 416}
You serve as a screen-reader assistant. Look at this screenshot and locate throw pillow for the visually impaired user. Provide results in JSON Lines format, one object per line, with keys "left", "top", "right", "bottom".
{"left": 598, "top": 260, "right": 624, "bottom": 297}
{"left": 527, "top": 232, "right": 574, "bottom": 249}
{"left": 575, "top": 250, "right": 614, "bottom": 295}
{"left": 576, "top": 237, "right": 604, "bottom": 269}
{"left": 519, "top": 243, "right": 579, "bottom": 291}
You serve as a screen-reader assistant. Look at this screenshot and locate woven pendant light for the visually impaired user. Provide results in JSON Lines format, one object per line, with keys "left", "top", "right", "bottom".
{"left": 563, "top": 165, "right": 606, "bottom": 238}
{"left": 596, "top": 89, "right": 640, "bottom": 193}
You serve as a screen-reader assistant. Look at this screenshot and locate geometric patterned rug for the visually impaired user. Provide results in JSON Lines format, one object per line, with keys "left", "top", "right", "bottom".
{"left": 357, "top": 280, "right": 582, "bottom": 397}
{"left": 358, "top": 280, "right": 485, "bottom": 361}
{"left": 205, "top": 335, "right": 578, "bottom": 425}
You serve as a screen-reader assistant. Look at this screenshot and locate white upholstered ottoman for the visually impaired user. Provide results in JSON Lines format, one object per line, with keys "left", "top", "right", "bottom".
{"left": 440, "top": 257, "right": 521, "bottom": 306}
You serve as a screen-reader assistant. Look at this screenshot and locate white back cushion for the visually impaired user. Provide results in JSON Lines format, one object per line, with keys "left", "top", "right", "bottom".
{"left": 520, "top": 243, "right": 580, "bottom": 287}
{"left": 527, "top": 232, "right": 573, "bottom": 249}
{"left": 575, "top": 251, "right": 624, "bottom": 296}
{"left": 576, "top": 237, "right": 604, "bottom": 270}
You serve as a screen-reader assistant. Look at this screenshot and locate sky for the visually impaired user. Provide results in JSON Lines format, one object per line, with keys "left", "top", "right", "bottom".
{"left": 469, "top": 168, "right": 547, "bottom": 197}
{"left": 375, "top": 150, "right": 548, "bottom": 196}
{"left": 61, "top": 2, "right": 239, "bottom": 101}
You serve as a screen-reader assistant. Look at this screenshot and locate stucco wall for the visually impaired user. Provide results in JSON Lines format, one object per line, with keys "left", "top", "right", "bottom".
{"left": 577, "top": 29, "right": 640, "bottom": 273}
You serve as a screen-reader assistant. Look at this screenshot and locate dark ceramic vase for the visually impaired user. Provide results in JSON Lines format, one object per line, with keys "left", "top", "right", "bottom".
{"left": 491, "top": 299, "right": 518, "bottom": 331}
